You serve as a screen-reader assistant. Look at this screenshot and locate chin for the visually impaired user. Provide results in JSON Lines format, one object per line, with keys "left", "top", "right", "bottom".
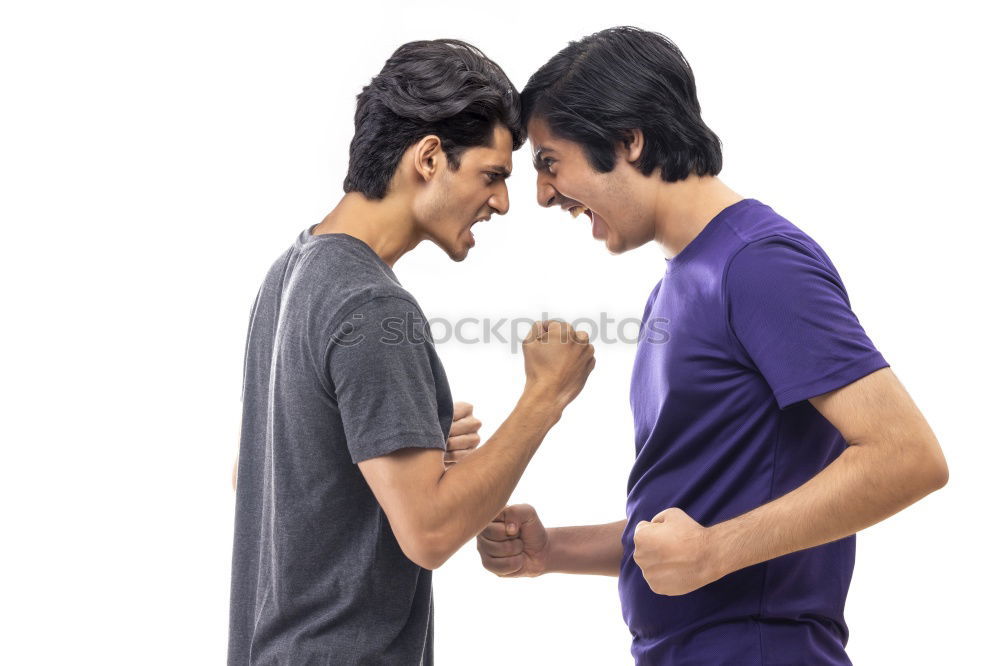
{"left": 604, "top": 233, "right": 642, "bottom": 256}
{"left": 446, "top": 242, "right": 471, "bottom": 262}
{"left": 428, "top": 234, "right": 470, "bottom": 262}
{"left": 603, "top": 236, "right": 625, "bottom": 255}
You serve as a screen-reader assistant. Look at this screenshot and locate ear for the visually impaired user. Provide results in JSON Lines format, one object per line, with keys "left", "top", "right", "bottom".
{"left": 412, "top": 135, "right": 443, "bottom": 184}
{"left": 620, "top": 128, "right": 644, "bottom": 164}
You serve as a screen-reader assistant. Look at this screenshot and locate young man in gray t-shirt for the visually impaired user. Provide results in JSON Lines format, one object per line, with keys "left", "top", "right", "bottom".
{"left": 227, "top": 40, "right": 595, "bottom": 665}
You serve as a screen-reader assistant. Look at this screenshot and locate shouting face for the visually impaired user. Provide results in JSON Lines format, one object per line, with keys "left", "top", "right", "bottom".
{"left": 527, "top": 116, "right": 654, "bottom": 254}
{"left": 416, "top": 124, "right": 513, "bottom": 261}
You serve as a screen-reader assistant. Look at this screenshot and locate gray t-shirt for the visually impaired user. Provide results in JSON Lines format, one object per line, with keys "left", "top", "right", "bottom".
{"left": 228, "top": 224, "right": 453, "bottom": 665}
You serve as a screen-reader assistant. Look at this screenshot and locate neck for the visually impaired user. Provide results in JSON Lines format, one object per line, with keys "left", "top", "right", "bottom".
{"left": 651, "top": 175, "right": 745, "bottom": 258}
{"left": 312, "top": 192, "right": 420, "bottom": 267}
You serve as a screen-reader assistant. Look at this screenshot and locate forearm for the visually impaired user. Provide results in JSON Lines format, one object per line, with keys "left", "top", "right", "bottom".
{"left": 544, "top": 520, "right": 626, "bottom": 576}
{"left": 423, "top": 387, "right": 561, "bottom": 563}
{"left": 708, "top": 439, "right": 948, "bottom": 580}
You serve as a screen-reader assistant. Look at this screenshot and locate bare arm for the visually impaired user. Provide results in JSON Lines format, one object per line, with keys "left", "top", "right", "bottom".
{"left": 709, "top": 367, "right": 947, "bottom": 572}
{"left": 358, "top": 321, "right": 595, "bottom": 570}
{"left": 545, "top": 520, "right": 626, "bottom": 576}
{"left": 477, "top": 505, "right": 624, "bottom": 578}
{"left": 633, "top": 367, "right": 949, "bottom": 595}
{"left": 360, "top": 389, "right": 561, "bottom": 569}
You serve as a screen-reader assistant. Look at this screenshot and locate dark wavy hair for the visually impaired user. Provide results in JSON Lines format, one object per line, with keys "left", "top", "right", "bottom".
{"left": 520, "top": 26, "right": 722, "bottom": 182}
{"left": 343, "top": 39, "right": 524, "bottom": 200}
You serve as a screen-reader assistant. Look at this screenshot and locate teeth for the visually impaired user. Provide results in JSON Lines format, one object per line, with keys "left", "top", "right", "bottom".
{"left": 569, "top": 206, "right": 590, "bottom": 219}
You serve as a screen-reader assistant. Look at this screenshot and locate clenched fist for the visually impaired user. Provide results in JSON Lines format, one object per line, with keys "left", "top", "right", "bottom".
{"left": 522, "top": 320, "right": 596, "bottom": 410}
{"left": 476, "top": 504, "right": 549, "bottom": 578}
{"left": 445, "top": 401, "right": 481, "bottom": 468}
{"left": 633, "top": 507, "right": 722, "bottom": 596}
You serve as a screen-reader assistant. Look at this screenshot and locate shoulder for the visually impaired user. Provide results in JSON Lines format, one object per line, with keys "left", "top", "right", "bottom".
{"left": 327, "top": 290, "right": 428, "bottom": 353}
{"left": 722, "top": 234, "right": 844, "bottom": 308}
{"left": 295, "top": 242, "right": 427, "bottom": 333}
{"left": 728, "top": 235, "right": 826, "bottom": 272}
{"left": 720, "top": 200, "right": 828, "bottom": 261}
{"left": 721, "top": 205, "right": 838, "bottom": 292}
{"left": 336, "top": 287, "right": 425, "bottom": 327}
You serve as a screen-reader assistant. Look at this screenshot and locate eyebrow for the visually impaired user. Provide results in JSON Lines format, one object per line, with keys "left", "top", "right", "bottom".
{"left": 532, "top": 146, "right": 554, "bottom": 172}
{"left": 486, "top": 164, "right": 512, "bottom": 179}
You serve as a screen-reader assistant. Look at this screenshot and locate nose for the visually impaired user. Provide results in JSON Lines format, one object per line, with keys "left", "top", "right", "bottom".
{"left": 489, "top": 183, "right": 510, "bottom": 216}
{"left": 536, "top": 176, "right": 557, "bottom": 208}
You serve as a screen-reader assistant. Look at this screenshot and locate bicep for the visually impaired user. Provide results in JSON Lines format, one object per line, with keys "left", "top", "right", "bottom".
{"left": 808, "top": 367, "right": 946, "bottom": 479}
{"left": 357, "top": 447, "right": 447, "bottom": 564}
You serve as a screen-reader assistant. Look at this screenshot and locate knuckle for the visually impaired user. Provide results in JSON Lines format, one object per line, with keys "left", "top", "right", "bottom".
{"left": 511, "top": 503, "right": 533, "bottom": 517}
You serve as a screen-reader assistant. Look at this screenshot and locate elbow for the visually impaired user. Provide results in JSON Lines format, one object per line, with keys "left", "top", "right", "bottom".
{"left": 395, "top": 524, "right": 453, "bottom": 571}
{"left": 379, "top": 495, "right": 457, "bottom": 570}
{"left": 925, "top": 456, "right": 949, "bottom": 492}
{"left": 399, "top": 536, "right": 449, "bottom": 571}
{"left": 409, "top": 550, "right": 446, "bottom": 571}
{"left": 914, "top": 438, "right": 949, "bottom": 494}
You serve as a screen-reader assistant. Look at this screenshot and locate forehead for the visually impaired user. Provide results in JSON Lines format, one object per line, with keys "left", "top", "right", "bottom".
{"left": 527, "top": 116, "right": 555, "bottom": 147}
{"left": 463, "top": 124, "right": 513, "bottom": 169}
{"left": 526, "top": 116, "right": 579, "bottom": 158}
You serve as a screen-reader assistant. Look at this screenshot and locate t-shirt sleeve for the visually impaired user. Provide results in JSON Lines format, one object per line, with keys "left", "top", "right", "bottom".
{"left": 724, "top": 236, "right": 889, "bottom": 409}
{"left": 326, "top": 295, "right": 449, "bottom": 464}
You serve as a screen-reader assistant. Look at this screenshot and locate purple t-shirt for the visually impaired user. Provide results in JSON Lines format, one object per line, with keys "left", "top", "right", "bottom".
{"left": 619, "top": 198, "right": 888, "bottom": 665}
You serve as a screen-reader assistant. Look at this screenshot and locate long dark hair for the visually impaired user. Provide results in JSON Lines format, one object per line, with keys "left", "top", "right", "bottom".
{"left": 521, "top": 26, "right": 722, "bottom": 182}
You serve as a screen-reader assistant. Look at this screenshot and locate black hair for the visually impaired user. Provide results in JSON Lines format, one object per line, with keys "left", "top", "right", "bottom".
{"left": 520, "top": 26, "right": 722, "bottom": 182}
{"left": 343, "top": 39, "right": 524, "bottom": 200}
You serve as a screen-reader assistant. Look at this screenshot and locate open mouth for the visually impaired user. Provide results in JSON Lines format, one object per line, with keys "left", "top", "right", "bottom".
{"left": 569, "top": 204, "right": 606, "bottom": 240}
{"left": 467, "top": 216, "right": 490, "bottom": 247}
{"left": 561, "top": 201, "right": 606, "bottom": 241}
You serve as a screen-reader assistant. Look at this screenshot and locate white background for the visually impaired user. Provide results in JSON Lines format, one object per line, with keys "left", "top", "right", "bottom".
{"left": 2, "top": 1, "right": 997, "bottom": 663}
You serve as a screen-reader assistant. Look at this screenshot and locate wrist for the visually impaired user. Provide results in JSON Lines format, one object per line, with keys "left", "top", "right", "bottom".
{"left": 704, "top": 519, "right": 742, "bottom": 582}
{"left": 536, "top": 527, "right": 558, "bottom": 576}
{"left": 519, "top": 383, "right": 564, "bottom": 427}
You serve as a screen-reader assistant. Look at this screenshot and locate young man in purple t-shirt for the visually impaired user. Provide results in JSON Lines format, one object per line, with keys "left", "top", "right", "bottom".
{"left": 476, "top": 27, "right": 949, "bottom": 665}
